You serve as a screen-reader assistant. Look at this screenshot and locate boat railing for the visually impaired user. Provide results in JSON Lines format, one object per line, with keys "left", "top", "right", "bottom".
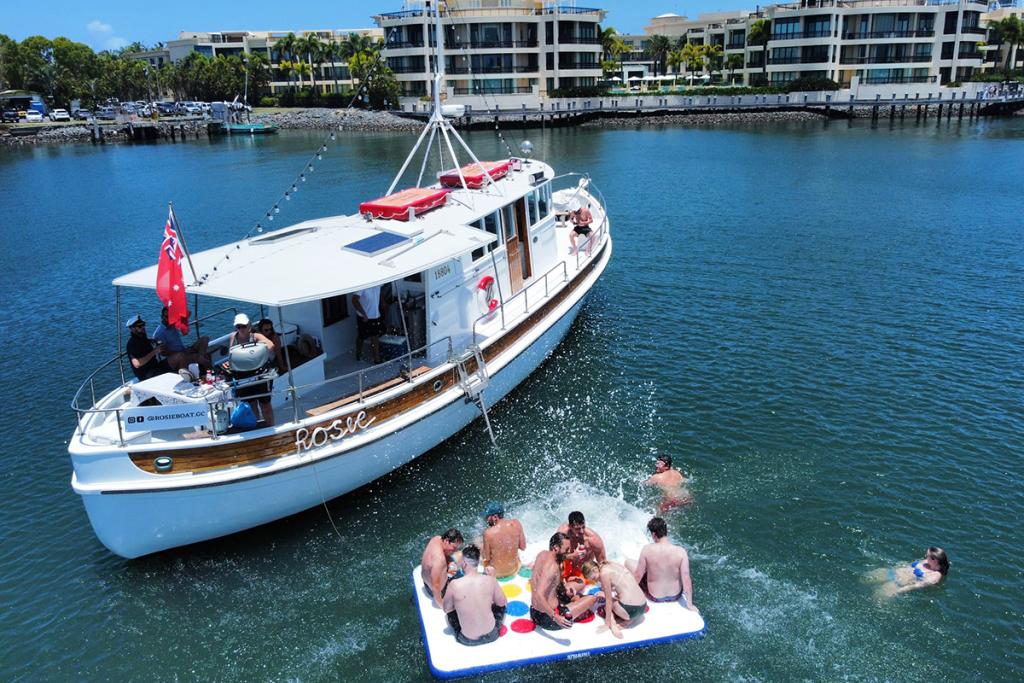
{"left": 472, "top": 260, "right": 569, "bottom": 343}
{"left": 288, "top": 335, "right": 456, "bottom": 417}
{"left": 69, "top": 333, "right": 456, "bottom": 448}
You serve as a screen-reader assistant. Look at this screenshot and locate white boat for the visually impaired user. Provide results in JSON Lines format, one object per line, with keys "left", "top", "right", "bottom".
{"left": 67, "top": 8, "right": 612, "bottom": 559}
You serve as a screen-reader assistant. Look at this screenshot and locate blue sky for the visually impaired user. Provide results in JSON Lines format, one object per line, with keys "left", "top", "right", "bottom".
{"left": 4, "top": 1, "right": 756, "bottom": 49}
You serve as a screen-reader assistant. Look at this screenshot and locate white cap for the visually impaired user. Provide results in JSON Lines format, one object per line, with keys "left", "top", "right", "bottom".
{"left": 125, "top": 314, "right": 144, "bottom": 328}
{"left": 233, "top": 313, "right": 250, "bottom": 326}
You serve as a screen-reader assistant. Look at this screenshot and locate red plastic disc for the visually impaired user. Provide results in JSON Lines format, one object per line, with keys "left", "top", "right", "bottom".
{"left": 511, "top": 619, "right": 536, "bottom": 633}
{"left": 573, "top": 611, "right": 595, "bottom": 624}
{"left": 499, "top": 624, "right": 508, "bottom": 637}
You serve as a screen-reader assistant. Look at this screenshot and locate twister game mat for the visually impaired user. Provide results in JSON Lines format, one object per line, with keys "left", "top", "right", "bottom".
{"left": 412, "top": 565, "right": 705, "bottom": 679}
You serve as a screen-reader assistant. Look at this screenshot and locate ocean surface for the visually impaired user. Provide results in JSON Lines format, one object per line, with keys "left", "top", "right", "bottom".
{"left": 1, "top": 115, "right": 1021, "bottom": 682}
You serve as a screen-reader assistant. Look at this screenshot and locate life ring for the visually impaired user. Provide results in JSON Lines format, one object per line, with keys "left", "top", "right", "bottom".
{"left": 477, "top": 276, "right": 499, "bottom": 315}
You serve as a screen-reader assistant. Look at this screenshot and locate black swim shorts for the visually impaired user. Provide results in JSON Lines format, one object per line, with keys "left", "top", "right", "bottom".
{"left": 530, "top": 605, "right": 570, "bottom": 631}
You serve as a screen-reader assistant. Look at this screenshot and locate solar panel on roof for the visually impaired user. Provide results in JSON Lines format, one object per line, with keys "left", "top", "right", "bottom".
{"left": 341, "top": 231, "right": 410, "bottom": 256}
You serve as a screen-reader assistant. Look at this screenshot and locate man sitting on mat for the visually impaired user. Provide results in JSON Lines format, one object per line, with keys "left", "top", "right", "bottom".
{"left": 422, "top": 528, "right": 464, "bottom": 610}
{"left": 481, "top": 501, "right": 527, "bottom": 579}
{"left": 443, "top": 545, "right": 507, "bottom": 646}
{"left": 626, "top": 517, "right": 698, "bottom": 612}
{"left": 556, "top": 511, "right": 607, "bottom": 595}
{"left": 530, "top": 533, "right": 599, "bottom": 630}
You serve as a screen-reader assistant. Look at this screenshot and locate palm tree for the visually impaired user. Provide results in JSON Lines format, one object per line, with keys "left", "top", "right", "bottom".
{"left": 324, "top": 39, "right": 341, "bottom": 94}
{"left": 599, "top": 26, "right": 623, "bottom": 62}
{"left": 726, "top": 53, "right": 744, "bottom": 84}
{"left": 681, "top": 42, "right": 703, "bottom": 85}
{"left": 667, "top": 48, "right": 683, "bottom": 80}
{"left": 996, "top": 16, "right": 1023, "bottom": 73}
{"left": 747, "top": 19, "right": 771, "bottom": 85}
{"left": 646, "top": 34, "right": 671, "bottom": 77}
{"left": 702, "top": 44, "right": 723, "bottom": 83}
{"left": 274, "top": 33, "right": 298, "bottom": 92}
{"left": 296, "top": 35, "right": 322, "bottom": 93}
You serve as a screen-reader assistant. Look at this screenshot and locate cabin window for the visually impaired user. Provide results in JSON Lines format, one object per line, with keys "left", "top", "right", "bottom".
{"left": 527, "top": 190, "right": 539, "bottom": 224}
{"left": 321, "top": 294, "right": 349, "bottom": 326}
{"left": 472, "top": 217, "right": 498, "bottom": 262}
{"left": 537, "top": 182, "right": 551, "bottom": 217}
{"left": 501, "top": 205, "right": 516, "bottom": 241}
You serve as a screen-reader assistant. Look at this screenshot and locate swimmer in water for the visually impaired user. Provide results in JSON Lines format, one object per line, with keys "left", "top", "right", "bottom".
{"left": 867, "top": 546, "right": 950, "bottom": 598}
{"left": 421, "top": 528, "right": 465, "bottom": 609}
{"left": 645, "top": 454, "right": 693, "bottom": 511}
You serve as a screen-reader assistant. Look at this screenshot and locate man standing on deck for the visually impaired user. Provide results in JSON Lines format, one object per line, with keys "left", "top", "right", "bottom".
{"left": 481, "top": 501, "right": 526, "bottom": 578}
{"left": 352, "top": 285, "right": 383, "bottom": 364}
{"left": 443, "top": 545, "right": 507, "bottom": 646}
{"left": 530, "top": 532, "right": 598, "bottom": 630}
{"left": 628, "top": 516, "right": 698, "bottom": 612}
{"left": 422, "top": 528, "right": 464, "bottom": 609}
{"left": 645, "top": 454, "right": 693, "bottom": 511}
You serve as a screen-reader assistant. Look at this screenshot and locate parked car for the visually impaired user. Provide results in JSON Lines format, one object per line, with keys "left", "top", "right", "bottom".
{"left": 184, "top": 102, "right": 203, "bottom": 115}
{"left": 96, "top": 107, "right": 116, "bottom": 120}
{"left": 49, "top": 108, "right": 71, "bottom": 122}
{"left": 156, "top": 102, "right": 176, "bottom": 115}
{"left": 1, "top": 109, "right": 19, "bottom": 123}
{"left": 72, "top": 109, "right": 92, "bottom": 120}
{"left": 25, "top": 110, "right": 44, "bottom": 122}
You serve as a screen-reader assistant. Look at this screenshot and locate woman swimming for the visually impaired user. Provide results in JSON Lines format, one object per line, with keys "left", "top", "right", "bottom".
{"left": 867, "top": 546, "right": 950, "bottom": 597}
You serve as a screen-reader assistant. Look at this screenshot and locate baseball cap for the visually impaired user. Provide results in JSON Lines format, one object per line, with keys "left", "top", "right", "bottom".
{"left": 483, "top": 501, "right": 504, "bottom": 518}
{"left": 125, "top": 314, "right": 144, "bottom": 328}
{"left": 233, "top": 313, "right": 250, "bottom": 326}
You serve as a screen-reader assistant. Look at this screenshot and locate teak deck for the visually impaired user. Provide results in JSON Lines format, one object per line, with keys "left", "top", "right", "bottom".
{"left": 128, "top": 243, "right": 604, "bottom": 477}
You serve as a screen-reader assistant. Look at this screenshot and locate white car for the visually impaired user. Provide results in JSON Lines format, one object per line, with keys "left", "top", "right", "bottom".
{"left": 49, "top": 108, "right": 71, "bottom": 122}
{"left": 25, "top": 110, "right": 44, "bottom": 122}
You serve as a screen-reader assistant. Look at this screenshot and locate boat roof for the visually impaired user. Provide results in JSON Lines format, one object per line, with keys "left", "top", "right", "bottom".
{"left": 112, "top": 160, "right": 553, "bottom": 307}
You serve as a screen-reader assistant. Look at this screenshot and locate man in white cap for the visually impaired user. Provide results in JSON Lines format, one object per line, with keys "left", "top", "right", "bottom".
{"left": 225, "top": 313, "right": 276, "bottom": 425}
{"left": 124, "top": 314, "right": 172, "bottom": 381}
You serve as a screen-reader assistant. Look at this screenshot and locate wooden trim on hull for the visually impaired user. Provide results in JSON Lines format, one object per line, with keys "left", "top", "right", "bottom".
{"left": 128, "top": 241, "right": 607, "bottom": 477}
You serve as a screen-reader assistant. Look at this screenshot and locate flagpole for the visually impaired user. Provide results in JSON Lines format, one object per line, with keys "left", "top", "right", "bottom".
{"left": 169, "top": 202, "right": 200, "bottom": 286}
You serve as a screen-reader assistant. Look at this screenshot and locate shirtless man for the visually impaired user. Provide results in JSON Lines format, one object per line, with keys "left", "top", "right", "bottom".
{"left": 628, "top": 517, "right": 698, "bottom": 612}
{"left": 481, "top": 501, "right": 526, "bottom": 578}
{"left": 421, "top": 528, "right": 464, "bottom": 609}
{"left": 569, "top": 204, "right": 594, "bottom": 256}
{"left": 581, "top": 560, "right": 647, "bottom": 639}
{"left": 556, "top": 511, "right": 607, "bottom": 588}
{"left": 645, "top": 454, "right": 693, "bottom": 511}
{"left": 530, "top": 532, "right": 599, "bottom": 630}
{"left": 443, "top": 545, "right": 507, "bottom": 646}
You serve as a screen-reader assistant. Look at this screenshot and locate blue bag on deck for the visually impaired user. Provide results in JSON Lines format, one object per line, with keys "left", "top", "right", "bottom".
{"left": 230, "top": 401, "right": 258, "bottom": 429}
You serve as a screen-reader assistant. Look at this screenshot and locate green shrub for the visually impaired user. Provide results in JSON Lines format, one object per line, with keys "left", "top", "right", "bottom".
{"left": 259, "top": 96, "right": 278, "bottom": 107}
{"left": 785, "top": 76, "right": 840, "bottom": 92}
{"left": 550, "top": 85, "right": 611, "bottom": 98}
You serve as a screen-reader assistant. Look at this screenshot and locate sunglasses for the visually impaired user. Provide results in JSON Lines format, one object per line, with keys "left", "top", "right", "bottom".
{"left": 235, "top": 324, "right": 249, "bottom": 329}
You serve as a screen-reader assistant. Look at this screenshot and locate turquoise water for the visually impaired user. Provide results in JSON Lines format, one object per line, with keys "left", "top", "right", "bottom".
{"left": 1, "top": 118, "right": 1022, "bottom": 681}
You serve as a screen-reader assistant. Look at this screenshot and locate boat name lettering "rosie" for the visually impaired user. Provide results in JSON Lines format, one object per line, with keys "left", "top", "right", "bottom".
{"left": 296, "top": 411, "right": 376, "bottom": 453}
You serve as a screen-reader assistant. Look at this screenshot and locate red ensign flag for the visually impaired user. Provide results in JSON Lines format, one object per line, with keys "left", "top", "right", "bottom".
{"left": 156, "top": 208, "right": 190, "bottom": 334}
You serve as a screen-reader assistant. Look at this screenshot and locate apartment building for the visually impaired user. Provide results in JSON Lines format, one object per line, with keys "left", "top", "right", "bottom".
{"left": 132, "top": 29, "right": 383, "bottom": 96}
{"left": 375, "top": 0, "right": 606, "bottom": 99}
{"left": 623, "top": 0, "right": 989, "bottom": 87}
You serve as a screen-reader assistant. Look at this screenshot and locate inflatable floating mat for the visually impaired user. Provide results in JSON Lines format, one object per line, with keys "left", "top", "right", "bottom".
{"left": 439, "top": 160, "right": 511, "bottom": 189}
{"left": 359, "top": 187, "right": 449, "bottom": 221}
{"left": 412, "top": 565, "right": 705, "bottom": 679}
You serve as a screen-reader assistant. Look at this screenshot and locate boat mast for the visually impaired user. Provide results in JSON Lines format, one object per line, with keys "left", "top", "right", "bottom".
{"left": 384, "top": 0, "right": 503, "bottom": 196}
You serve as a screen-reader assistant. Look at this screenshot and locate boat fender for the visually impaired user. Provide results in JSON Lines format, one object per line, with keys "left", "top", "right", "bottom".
{"left": 477, "top": 276, "right": 498, "bottom": 315}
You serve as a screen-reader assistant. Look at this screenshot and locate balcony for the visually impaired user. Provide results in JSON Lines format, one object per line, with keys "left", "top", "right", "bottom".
{"left": 861, "top": 75, "right": 937, "bottom": 85}
{"left": 383, "top": 40, "right": 424, "bottom": 50}
{"left": 958, "top": 50, "right": 984, "bottom": 60}
{"left": 388, "top": 65, "right": 425, "bottom": 74}
{"left": 448, "top": 65, "right": 539, "bottom": 74}
{"left": 961, "top": 26, "right": 986, "bottom": 36}
{"left": 839, "top": 54, "right": 932, "bottom": 64}
{"left": 769, "top": 29, "right": 833, "bottom": 40}
{"left": 842, "top": 30, "right": 934, "bottom": 39}
{"left": 558, "top": 62, "right": 601, "bottom": 70}
{"left": 726, "top": 41, "right": 747, "bottom": 50}
{"left": 542, "top": 5, "right": 603, "bottom": 16}
{"left": 557, "top": 36, "right": 601, "bottom": 44}
{"left": 768, "top": 55, "right": 831, "bottom": 64}
{"left": 453, "top": 86, "right": 534, "bottom": 95}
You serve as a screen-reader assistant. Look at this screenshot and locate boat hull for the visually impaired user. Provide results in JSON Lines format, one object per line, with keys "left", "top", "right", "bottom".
{"left": 76, "top": 277, "right": 597, "bottom": 558}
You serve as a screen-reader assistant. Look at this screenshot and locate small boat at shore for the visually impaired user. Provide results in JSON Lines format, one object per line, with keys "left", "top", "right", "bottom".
{"left": 67, "top": 7, "right": 612, "bottom": 559}
{"left": 223, "top": 121, "right": 278, "bottom": 135}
